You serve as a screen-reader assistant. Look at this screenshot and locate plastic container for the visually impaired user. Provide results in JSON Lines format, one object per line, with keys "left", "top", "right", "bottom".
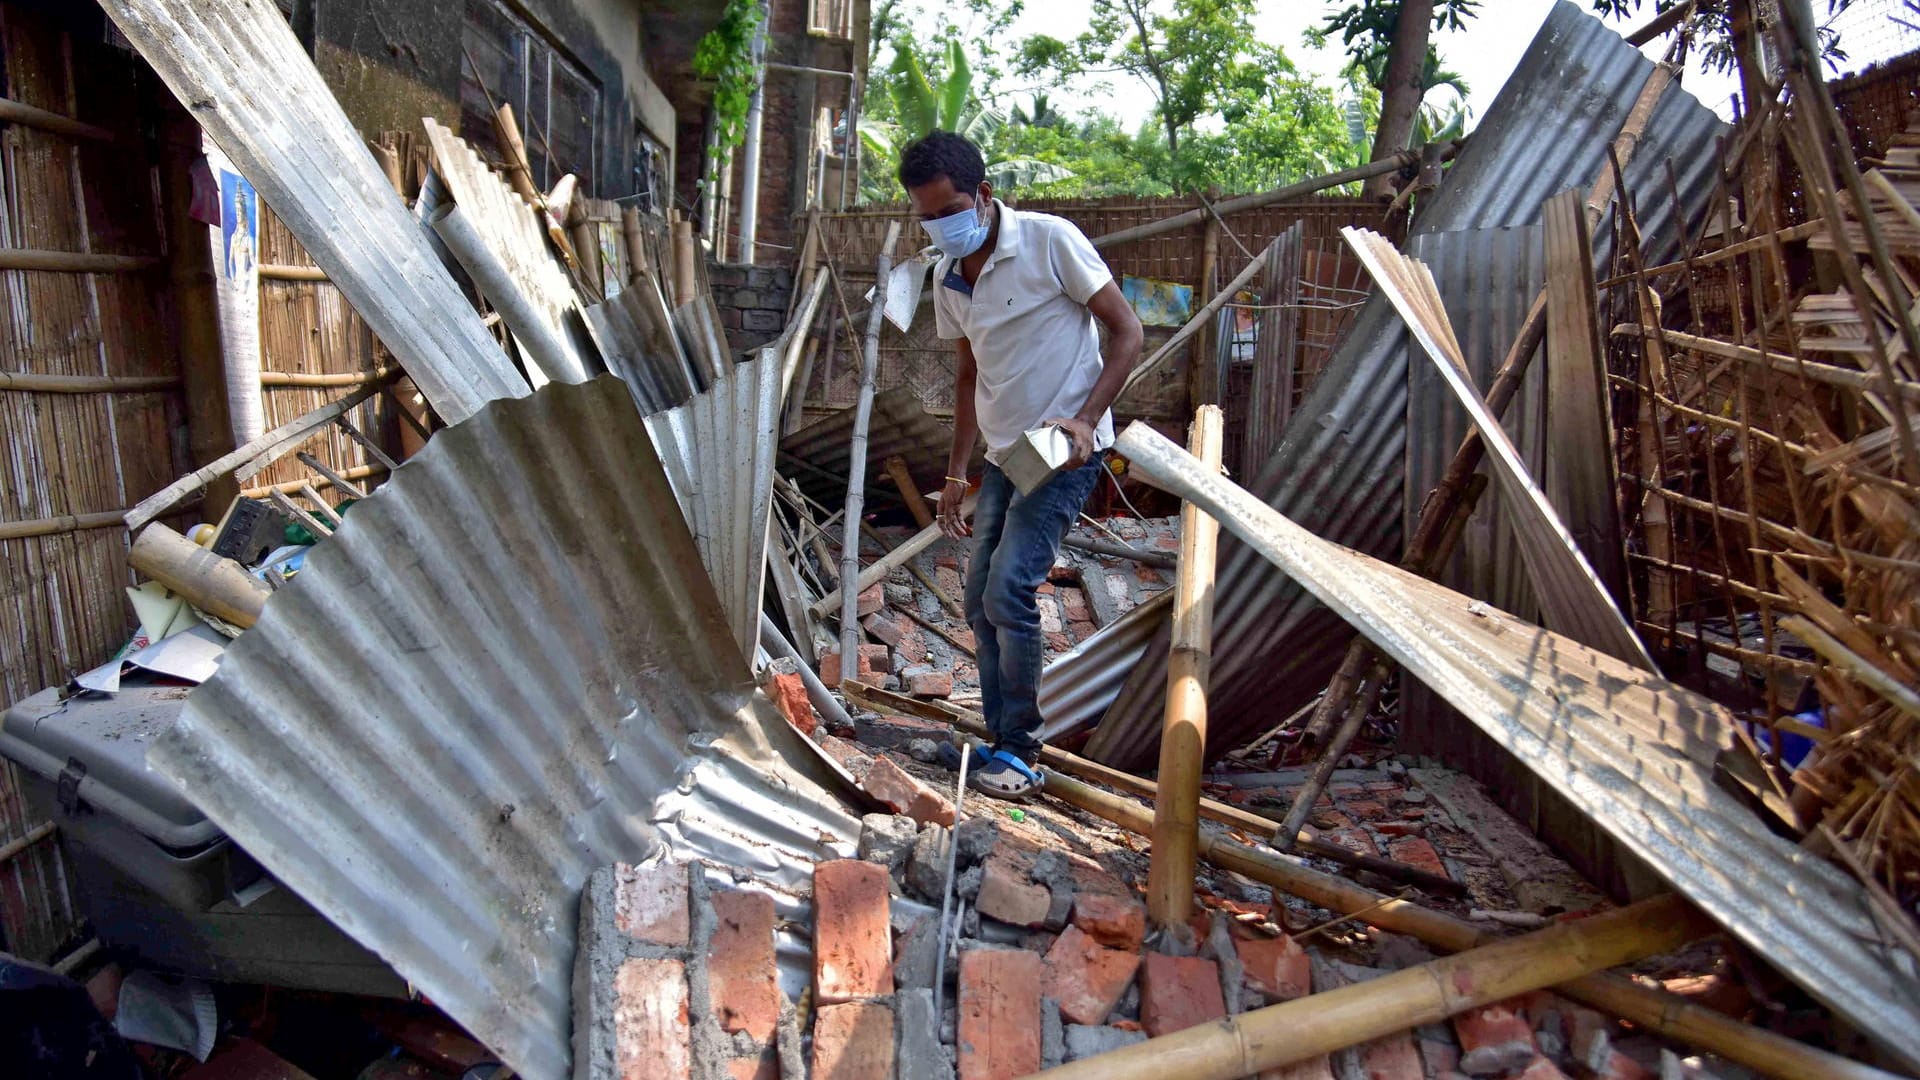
{"left": 0, "top": 680, "right": 405, "bottom": 996}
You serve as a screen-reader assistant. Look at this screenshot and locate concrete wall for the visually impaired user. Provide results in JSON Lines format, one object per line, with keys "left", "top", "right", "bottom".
{"left": 307, "top": 0, "right": 689, "bottom": 197}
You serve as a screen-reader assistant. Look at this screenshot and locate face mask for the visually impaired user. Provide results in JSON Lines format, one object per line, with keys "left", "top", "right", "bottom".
{"left": 923, "top": 197, "right": 991, "bottom": 259}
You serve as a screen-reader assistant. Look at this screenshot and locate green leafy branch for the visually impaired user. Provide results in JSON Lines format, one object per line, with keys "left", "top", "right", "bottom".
{"left": 693, "top": 0, "right": 766, "bottom": 181}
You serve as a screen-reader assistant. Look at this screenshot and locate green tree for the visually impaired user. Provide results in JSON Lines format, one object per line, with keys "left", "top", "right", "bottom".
{"left": 1319, "top": 0, "right": 1478, "bottom": 195}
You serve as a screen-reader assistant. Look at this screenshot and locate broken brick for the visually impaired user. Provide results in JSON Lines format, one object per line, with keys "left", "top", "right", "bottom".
{"left": 857, "top": 582, "right": 885, "bottom": 617}
{"left": 859, "top": 754, "right": 956, "bottom": 827}
{"left": 975, "top": 853, "right": 1053, "bottom": 928}
{"left": 1341, "top": 799, "right": 1392, "bottom": 822}
{"left": 853, "top": 710, "right": 948, "bottom": 751}
{"left": 907, "top": 669, "right": 954, "bottom": 698}
{"left": 1139, "top": 953, "right": 1226, "bottom": 1037}
{"left": 1236, "top": 932, "right": 1311, "bottom": 1001}
{"left": 815, "top": 733, "right": 873, "bottom": 778}
{"left": 1385, "top": 837, "right": 1448, "bottom": 881}
{"left": 613, "top": 861, "right": 689, "bottom": 947}
{"left": 1043, "top": 925, "right": 1141, "bottom": 1026}
{"left": 614, "top": 958, "right": 689, "bottom": 1079}
{"left": 819, "top": 648, "right": 880, "bottom": 690}
{"left": 863, "top": 611, "right": 908, "bottom": 649}
{"left": 812, "top": 1001, "right": 895, "bottom": 1080}
{"left": 726, "top": 1053, "right": 780, "bottom": 1080}
{"left": 1358, "top": 1030, "right": 1423, "bottom": 1080}
{"left": 814, "top": 860, "right": 893, "bottom": 1003}
{"left": 1070, "top": 890, "right": 1146, "bottom": 951}
{"left": 959, "top": 949, "right": 1043, "bottom": 1079}
{"left": 763, "top": 671, "right": 817, "bottom": 735}
{"left": 707, "top": 889, "right": 779, "bottom": 1044}
{"left": 1327, "top": 828, "right": 1380, "bottom": 858}
{"left": 1588, "top": 1050, "right": 1655, "bottom": 1080}
{"left": 1454, "top": 1000, "right": 1534, "bottom": 1076}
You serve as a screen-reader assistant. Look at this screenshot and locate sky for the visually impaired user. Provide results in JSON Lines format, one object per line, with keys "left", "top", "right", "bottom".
{"left": 951, "top": 0, "right": 1920, "bottom": 130}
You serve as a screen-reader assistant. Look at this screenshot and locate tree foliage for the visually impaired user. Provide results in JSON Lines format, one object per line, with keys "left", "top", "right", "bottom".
{"left": 1585, "top": 0, "right": 1851, "bottom": 75}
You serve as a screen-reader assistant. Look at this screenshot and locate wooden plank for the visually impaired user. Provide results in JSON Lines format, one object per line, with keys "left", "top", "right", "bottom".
{"left": 1343, "top": 227, "right": 1654, "bottom": 670}
{"left": 1539, "top": 188, "right": 1630, "bottom": 609}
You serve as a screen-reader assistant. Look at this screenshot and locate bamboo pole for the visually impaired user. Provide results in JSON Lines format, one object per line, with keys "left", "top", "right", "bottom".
{"left": 1031, "top": 769, "right": 1900, "bottom": 1080}
{"left": 260, "top": 367, "right": 399, "bottom": 388}
{"left": 126, "top": 380, "right": 390, "bottom": 529}
{"left": 842, "top": 683, "right": 1463, "bottom": 896}
{"left": 0, "top": 372, "right": 179, "bottom": 393}
{"left": 0, "top": 509, "right": 130, "bottom": 542}
{"left": 672, "top": 218, "right": 698, "bottom": 307}
{"left": 0, "top": 249, "right": 157, "bottom": 273}
{"left": 810, "top": 490, "right": 975, "bottom": 617}
{"left": 127, "top": 523, "right": 272, "bottom": 628}
{"left": 0, "top": 96, "right": 114, "bottom": 142}
{"left": 1088, "top": 145, "right": 1458, "bottom": 250}
{"left": 1060, "top": 534, "right": 1177, "bottom": 569}
{"left": 838, "top": 221, "right": 902, "bottom": 682}
{"left": 242, "top": 462, "right": 385, "bottom": 499}
{"left": 884, "top": 455, "right": 934, "bottom": 528}
{"left": 258, "top": 262, "right": 329, "bottom": 282}
{"left": 1147, "top": 405, "right": 1224, "bottom": 928}
{"left": 492, "top": 102, "right": 542, "bottom": 206}
{"left": 1031, "top": 895, "right": 1711, "bottom": 1080}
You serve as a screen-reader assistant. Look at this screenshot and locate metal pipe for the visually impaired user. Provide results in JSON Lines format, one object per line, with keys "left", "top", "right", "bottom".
{"left": 838, "top": 222, "right": 901, "bottom": 682}
{"left": 766, "top": 61, "right": 855, "bottom": 80}
{"left": 735, "top": 17, "right": 768, "bottom": 263}
{"left": 430, "top": 204, "right": 587, "bottom": 387}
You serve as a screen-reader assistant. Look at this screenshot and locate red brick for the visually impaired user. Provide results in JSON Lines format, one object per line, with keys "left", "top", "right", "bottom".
{"left": 1358, "top": 1030, "right": 1423, "bottom": 1080}
{"left": 907, "top": 669, "right": 954, "bottom": 698}
{"left": 614, "top": 861, "right": 689, "bottom": 947}
{"left": 812, "top": 1001, "right": 895, "bottom": 1080}
{"left": 1589, "top": 1050, "right": 1654, "bottom": 1080}
{"left": 1070, "top": 890, "right": 1146, "bottom": 951}
{"left": 1044, "top": 631, "right": 1071, "bottom": 652}
{"left": 764, "top": 671, "right": 817, "bottom": 735}
{"left": 1454, "top": 999, "right": 1535, "bottom": 1075}
{"left": 1236, "top": 931, "right": 1311, "bottom": 1001}
{"left": 1043, "top": 925, "right": 1141, "bottom": 1025}
{"left": 819, "top": 649, "right": 878, "bottom": 689}
{"left": 1139, "top": 954, "right": 1226, "bottom": 1037}
{"left": 1385, "top": 836, "right": 1448, "bottom": 880}
{"left": 863, "top": 611, "right": 908, "bottom": 649}
{"left": 1327, "top": 783, "right": 1368, "bottom": 799}
{"left": 975, "top": 853, "right": 1053, "bottom": 928}
{"left": 814, "top": 860, "right": 893, "bottom": 1003}
{"left": 614, "top": 958, "right": 689, "bottom": 1079}
{"left": 1259, "top": 1056, "right": 1336, "bottom": 1080}
{"left": 859, "top": 754, "right": 955, "bottom": 827}
{"left": 958, "top": 949, "right": 1043, "bottom": 1079}
{"left": 857, "top": 582, "right": 885, "bottom": 617}
{"left": 814, "top": 733, "right": 872, "bottom": 778}
{"left": 1365, "top": 781, "right": 1402, "bottom": 794}
{"left": 708, "top": 889, "right": 780, "bottom": 1043}
{"left": 1342, "top": 799, "right": 1392, "bottom": 822}
{"left": 1328, "top": 828, "right": 1380, "bottom": 858}
{"left": 1513, "top": 1058, "right": 1572, "bottom": 1080}
{"left": 727, "top": 1053, "right": 780, "bottom": 1080}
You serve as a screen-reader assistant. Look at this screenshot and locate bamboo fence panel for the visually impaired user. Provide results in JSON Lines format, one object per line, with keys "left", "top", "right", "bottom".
{"left": 0, "top": 7, "right": 177, "bottom": 962}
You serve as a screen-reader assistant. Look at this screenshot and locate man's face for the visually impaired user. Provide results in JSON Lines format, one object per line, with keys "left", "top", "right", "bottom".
{"left": 907, "top": 175, "right": 986, "bottom": 222}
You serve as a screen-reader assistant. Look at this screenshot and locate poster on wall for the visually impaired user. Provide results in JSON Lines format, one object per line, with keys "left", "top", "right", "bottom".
{"left": 1120, "top": 275, "right": 1193, "bottom": 328}
{"left": 203, "top": 142, "right": 265, "bottom": 443}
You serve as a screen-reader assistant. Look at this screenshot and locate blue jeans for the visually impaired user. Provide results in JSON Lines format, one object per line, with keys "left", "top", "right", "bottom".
{"left": 964, "top": 456, "right": 1105, "bottom": 760}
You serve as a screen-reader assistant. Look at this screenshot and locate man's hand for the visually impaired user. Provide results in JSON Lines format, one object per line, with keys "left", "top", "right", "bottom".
{"left": 938, "top": 478, "right": 971, "bottom": 538}
{"left": 1045, "top": 416, "right": 1097, "bottom": 470}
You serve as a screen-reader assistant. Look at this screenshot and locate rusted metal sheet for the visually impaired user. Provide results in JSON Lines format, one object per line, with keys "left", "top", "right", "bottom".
{"left": 149, "top": 379, "right": 861, "bottom": 1080}
{"left": 1114, "top": 417, "right": 1920, "bottom": 1075}
{"left": 1062, "top": 2, "right": 1728, "bottom": 769}
{"left": 645, "top": 349, "right": 786, "bottom": 659}
{"left": 1343, "top": 226, "right": 1652, "bottom": 668}
{"left": 98, "top": 0, "right": 528, "bottom": 425}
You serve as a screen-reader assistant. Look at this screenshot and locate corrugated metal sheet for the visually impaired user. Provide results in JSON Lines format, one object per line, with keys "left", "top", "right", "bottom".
{"left": 780, "top": 388, "right": 982, "bottom": 511}
{"left": 1343, "top": 226, "right": 1653, "bottom": 668}
{"left": 422, "top": 119, "right": 593, "bottom": 386}
{"left": 1037, "top": 588, "right": 1174, "bottom": 742}
{"left": 1065, "top": 0, "right": 1730, "bottom": 769}
{"left": 587, "top": 277, "right": 699, "bottom": 414}
{"left": 148, "top": 379, "right": 862, "bottom": 1080}
{"left": 1113, "top": 418, "right": 1920, "bottom": 1074}
{"left": 645, "top": 350, "right": 785, "bottom": 658}
{"left": 97, "top": 0, "right": 528, "bottom": 426}
{"left": 1243, "top": 223, "right": 1305, "bottom": 477}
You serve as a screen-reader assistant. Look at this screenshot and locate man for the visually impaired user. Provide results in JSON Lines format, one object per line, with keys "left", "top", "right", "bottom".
{"left": 899, "top": 131, "right": 1143, "bottom": 800}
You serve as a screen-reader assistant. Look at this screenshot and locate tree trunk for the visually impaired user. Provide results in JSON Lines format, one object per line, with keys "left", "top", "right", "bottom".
{"left": 1362, "top": 0, "right": 1435, "bottom": 199}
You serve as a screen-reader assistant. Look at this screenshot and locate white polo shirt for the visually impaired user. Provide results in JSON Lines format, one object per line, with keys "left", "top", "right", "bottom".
{"left": 932, "top": 200, "right": 1115, "bottom": 465}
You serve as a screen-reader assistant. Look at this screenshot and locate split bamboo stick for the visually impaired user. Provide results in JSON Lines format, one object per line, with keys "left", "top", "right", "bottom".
{"left": 1032, "top": 769, "right": 1899, "bottom": 1080}
{"left": 1029, "top": 894, "right": 1712, "bottom": 1080}
{"left": 127, "top": 523, "right": 272, "bottom": 629}
{"left": 1147, "top": 405, "right": 1223, "bottom": 928}
{"left": 838, "top": 221, "right": 902, "bottom": 682}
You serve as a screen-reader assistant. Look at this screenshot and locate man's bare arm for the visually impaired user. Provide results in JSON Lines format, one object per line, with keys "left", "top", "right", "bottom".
{"left": 940, "top": 338, "right": 981, "bottom": 537}
{"left": 1049, "top": 280, "right": 1143, "bottom": 466}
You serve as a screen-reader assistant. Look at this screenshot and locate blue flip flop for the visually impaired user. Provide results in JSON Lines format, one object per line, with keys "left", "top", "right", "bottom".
{"left": 969, "top": 750, "right": 1044, "bottom": 801}
{"left": 935, "top": 741, "right": 992, "bottom": 773}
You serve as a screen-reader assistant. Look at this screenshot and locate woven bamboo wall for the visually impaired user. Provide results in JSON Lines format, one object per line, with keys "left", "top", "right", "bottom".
{"left": 0, "top": 7, "right": 177, "bottom": 961}
{"left": 800, "top": 195, "right": 1388, "bottom": 426}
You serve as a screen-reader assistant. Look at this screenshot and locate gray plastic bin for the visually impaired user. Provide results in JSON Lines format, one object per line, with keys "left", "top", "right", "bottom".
{"left": 0, "top": 680, "right": 405, "bottom": 997}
